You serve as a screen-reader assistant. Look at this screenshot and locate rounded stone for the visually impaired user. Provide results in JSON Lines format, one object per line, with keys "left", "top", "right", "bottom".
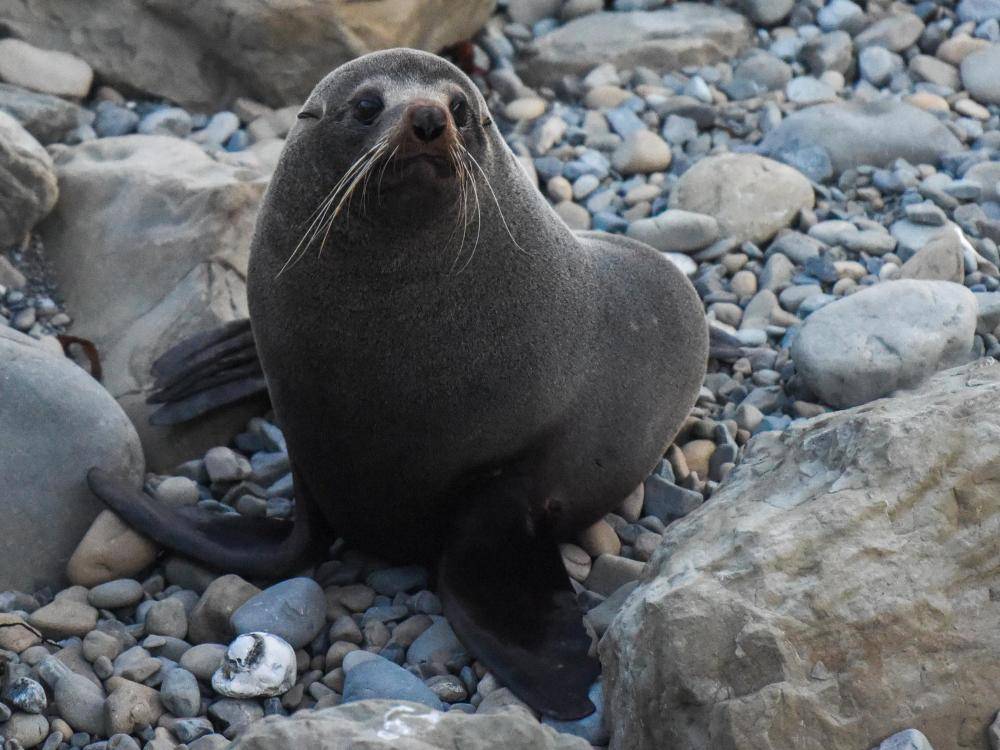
{"left": 180, "top": 643, "right": 228, "bottom": 681}
{"left": 626, "top": 209, "right": 720, "bottom": 253}
{"left": 961, "top": 45, "right": 1000, "bottom": 106}
{"left": 0, "top": 111, "right": 58, "bottom": 248}
{"left": 577, "top": 519, "right": 622, "bottom": 557}
{"left": 0, "top": 712, "right": 49, "bottom": 748}
{"left": 212, "top": 632, "right": 297, "bottom": 699}
{"left": 612, "top": 130, "right": 672, "bottom": 175}
{"left": 230, "top": 578, "right": 326, "bottom": 648}
{"left": 161, "top": 668, "right": 202, "bottom": 718}
{"left": 791, "top": 280, "right": 977, "bottom": 408}
{"left": 1, "top": 313, "right": 144, "bottom": 596}
{"left": 87, "top": 579, "right": 145, "bottom": 610}
{"left": 669, "top": 153, "right": 813, "bottom": 245}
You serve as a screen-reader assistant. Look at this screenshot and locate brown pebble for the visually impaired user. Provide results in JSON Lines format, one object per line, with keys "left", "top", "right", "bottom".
{"left": 577, "top": 519, "right": 622, "bottom": 557}
{"left": 325, "top": 641, "right": 359, "bottom": 670}
{"left": 67, "top": 511, "right": 158, "bottom": 588}
{"left": 617, "top": 483, "right": 644, "bottom": 523}
{"left": 666, "top": 444, "right": 689, "bottom": 480}
{"left": 681, "top": 439, "right": 716, "bottom": 478}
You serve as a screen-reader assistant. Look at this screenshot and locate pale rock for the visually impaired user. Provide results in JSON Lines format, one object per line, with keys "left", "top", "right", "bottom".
{"left": 899, "top": 229, "right": 966, "bottom": 283}
{"left": 67, "top": 511, "right": 158, "bottom": 587}
{"left": 0, "top": 0, "right": 495, "bottom": 109}
{"left": 604, "top": 360, "right": 1000, "bottom": 749}
{"left": 626, "top": 209, "right": 719, "bottom": 253}
{"left": 612, "top": 130, "right": 672, "bottom": 174}
{"left": 669, "top": 153, "right": 813, "bottom": 245}
{"left": 212, "top": 632, "right": 297, "bottom": 699}
{"left": 518, "top": 4, "right": 752, "bottom": 86}
{"left": 760, "top": 100, "right": 962, "bottom": 177}
{"left": 0, "top": 327, "right": 143, "bottom": 592}
{"left": 0, "top": 110, "right": 58, "bottom": 246}
{"left": 0, "top": 38, "right": 93, "bottom": 98}
{"left": 228, "top": 699, "right": 589, "bottom": 749}
{"left": 791, "top": 280, "right": 976, "bottom": 408}
{"left": 961, "top": 45, "right": 1000, "bottom": 106}
{"left": 104, "top": 677, "right": 164, "bottom": 736}
{"left": 41, "top": 135, "right": 269, "bottom": 470}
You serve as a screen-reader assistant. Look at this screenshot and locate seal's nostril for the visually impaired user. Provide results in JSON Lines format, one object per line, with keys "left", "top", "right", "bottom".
{"left": 411, "top": 105, "right": 447, "bottom": 142}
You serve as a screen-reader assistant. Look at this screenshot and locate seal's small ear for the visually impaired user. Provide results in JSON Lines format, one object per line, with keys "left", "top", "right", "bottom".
{"left": 437, "top": 476, "right": 599, "bottom": 720}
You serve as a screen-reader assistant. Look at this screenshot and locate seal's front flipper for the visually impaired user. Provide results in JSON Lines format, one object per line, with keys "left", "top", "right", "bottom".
{"left": 87, "top": 467, "right": 327, "bottom": 580}
{"left": 438, "top": 483, "right": 599, "bottom": 720}
{"left": 146, "top": 319, "right": 270, "bottom": 426}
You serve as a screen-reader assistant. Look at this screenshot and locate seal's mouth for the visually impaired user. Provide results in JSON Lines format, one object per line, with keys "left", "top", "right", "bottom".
{"left": 393, "top": 152, "right": 455, "bottom": 180}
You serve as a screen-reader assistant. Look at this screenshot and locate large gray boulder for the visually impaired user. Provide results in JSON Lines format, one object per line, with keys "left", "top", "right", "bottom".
{"left": 603, "top": 359, "right": 1000, "bottom": 750}
{"left": 759, "top": 100, "right": 963, "bottom": 176}
{"left": 668, "top": 153, "right": 814, "bottom": 246}
{"left": 40, "top": 135, "right": 269, "bottom": 470}
{"left": 1, "top": 0, "right": 496, "bottom": 109}
{"left": 791, "top": 279, "right": 976, "bottom": 408}
{"left": 229, "top": 700, "right": 589, "bottom": 749}
{"left": 0, "top": 327, "right": 144, "bottom": 591}
{"left": 517, "top": 4, "right": 753, "bottom": 86}
{"left": 0, "top": 109, "right": 57, "bottom": 246}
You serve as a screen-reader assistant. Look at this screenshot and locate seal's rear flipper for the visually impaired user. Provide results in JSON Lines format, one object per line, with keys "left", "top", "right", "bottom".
{"left": 87, "top": 467, "right": 327, "bottom": 580}
{"left": 146, "top": 319, "right": 270, "bottom": 426}
{"left": 438, "top": 484, "right": 600, "bottom": 720}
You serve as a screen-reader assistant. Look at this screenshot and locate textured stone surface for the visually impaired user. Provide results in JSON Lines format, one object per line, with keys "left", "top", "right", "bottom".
{"left": 517, "top": 4, "right": 752, "bottom": 86}
{"left": 40, "top": 135, "right": 269, "bottom": 470}
{"left": 603, "top": 360, "right": 1000, "bottom": 750}
{"left": 0, "top": 327, "right": 143, "bottom": 591}
{"left": 0, "top": 109, "right": 57, "bottom": 246}
{"left": 669, "top": 153, "right": 814, "bottom": 245}
{"left": 760, "top": 100, "right": 963, "bottom": 176}
{"left": 0, "top": 83, "right": 91, "bottom": 145}
{"left": 229, "top": 700, "right": 590, "bottom": 749}
{"left": 0, "top": 0, "right": 495, "bottom": 109}
{"left": 961, "top": 45, "right": 1000, "bottom": 105}
{"left": 791, "top": 280, "right": 976, "bottom": 408}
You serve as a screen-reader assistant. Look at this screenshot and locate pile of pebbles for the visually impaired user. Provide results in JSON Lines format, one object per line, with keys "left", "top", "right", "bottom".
{"left": 0, "top": 406, "right": 722, "bottom": 749}
{"left": 1, "top": 237, "right": 70, "bottom": 342}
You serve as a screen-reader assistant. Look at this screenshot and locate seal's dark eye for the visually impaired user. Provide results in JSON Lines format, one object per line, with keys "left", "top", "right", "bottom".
{"left": 354, "top": 97, "right": 383, "bottom": 125}
{"left": 297, "top": 110, "right": 319, "bottom": 120}
{"left": 450, "top": 96, "right": 469, "bottom": 127}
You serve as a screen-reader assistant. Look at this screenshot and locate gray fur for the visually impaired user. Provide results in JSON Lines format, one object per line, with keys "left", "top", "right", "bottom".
{"left": 248, "top": 49, "right": 708, "bottom": 560}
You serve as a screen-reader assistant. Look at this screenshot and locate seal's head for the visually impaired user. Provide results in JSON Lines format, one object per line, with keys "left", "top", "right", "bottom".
{"left": 282, "top": 48, "right": 495, "bottom": 208}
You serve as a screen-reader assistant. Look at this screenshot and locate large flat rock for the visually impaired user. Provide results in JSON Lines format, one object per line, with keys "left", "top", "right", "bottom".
{"left": 517, "top": 4, "right": 753, "bottom": 87}
{"left": 603, "top": 359, "right": 1000, "bottom": 750}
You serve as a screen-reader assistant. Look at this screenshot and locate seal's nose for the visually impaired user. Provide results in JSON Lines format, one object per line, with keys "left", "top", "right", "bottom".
{"left": 409, "top": 104, "right": 447, "bottom": 142}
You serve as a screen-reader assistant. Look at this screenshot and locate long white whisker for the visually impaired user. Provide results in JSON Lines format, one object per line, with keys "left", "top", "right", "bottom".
{"left": 277, "top": 139, "right": 388, "bottom": 277}
{"left": 460, "top": 145, "right": 527, "bottom": 255}
{"left": 454, "top": 151, "right": 483, "bottom": 275}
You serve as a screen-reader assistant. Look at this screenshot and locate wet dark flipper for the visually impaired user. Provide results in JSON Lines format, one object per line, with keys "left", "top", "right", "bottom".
{"left": 438, "top": 480, "right": 599, "bottom": 720}
{"left": 87, "top": 465, "right": 329, "bottom": 580}
{"left": 146, "top": 319, "right": 270, "bottom": 425}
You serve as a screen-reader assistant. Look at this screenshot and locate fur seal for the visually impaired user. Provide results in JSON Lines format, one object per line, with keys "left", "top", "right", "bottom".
{"left": 89, "top": 48, "right": 708, "bottom": 719}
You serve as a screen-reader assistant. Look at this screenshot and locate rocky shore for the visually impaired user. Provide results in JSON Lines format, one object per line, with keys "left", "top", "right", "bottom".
{"left": 1, "top": 0, "right": 1000, "bottom": 748}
